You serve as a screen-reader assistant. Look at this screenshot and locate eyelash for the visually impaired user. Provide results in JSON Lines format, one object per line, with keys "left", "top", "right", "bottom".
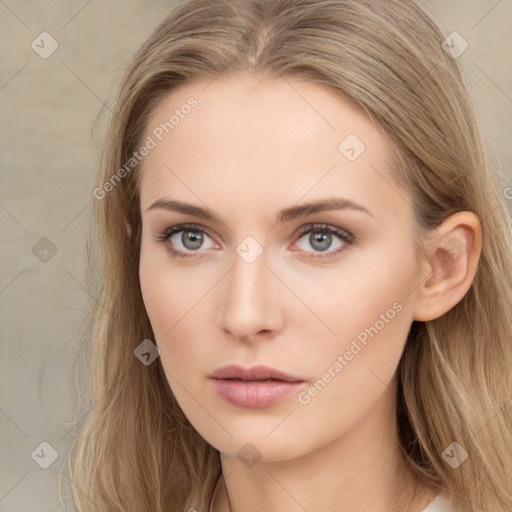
{"left": 156, "top": 222, "right": 356, "bottom": 260}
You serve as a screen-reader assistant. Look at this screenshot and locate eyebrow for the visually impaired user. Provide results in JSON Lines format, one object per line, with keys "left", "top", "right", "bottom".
{"left": 145, "top": 196, "right": 374, "bottom": 223}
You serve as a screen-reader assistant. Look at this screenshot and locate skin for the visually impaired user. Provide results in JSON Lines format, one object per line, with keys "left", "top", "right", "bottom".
{"left": 138, "top": 73, "right": 482, "bottom": 512}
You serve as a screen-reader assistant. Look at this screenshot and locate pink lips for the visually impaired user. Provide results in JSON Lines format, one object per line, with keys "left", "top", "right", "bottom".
{"left": 209, "top": 364, "right": 305, "bottom": 408}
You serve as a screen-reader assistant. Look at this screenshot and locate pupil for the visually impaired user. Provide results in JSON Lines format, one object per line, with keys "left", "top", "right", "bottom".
{"left": 183, "top": 231, "right": 203, "bottom": 250}
{"left": 311, "top": 232, "right": 331, "bottom": 251}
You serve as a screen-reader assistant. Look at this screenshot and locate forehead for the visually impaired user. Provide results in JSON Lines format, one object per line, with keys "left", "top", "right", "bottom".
{"left": 138, "top": 73, "right": 409, "bottom": 223}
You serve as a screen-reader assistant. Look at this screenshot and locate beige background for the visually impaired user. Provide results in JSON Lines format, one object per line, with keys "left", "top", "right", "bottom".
{"left": 0, "top": 1, "right": 511, "bottom": 510}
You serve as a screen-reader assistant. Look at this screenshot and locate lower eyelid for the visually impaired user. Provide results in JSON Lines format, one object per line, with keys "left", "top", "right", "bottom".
{"left": 158, "top": 224, "right": 354, "bottom": 258}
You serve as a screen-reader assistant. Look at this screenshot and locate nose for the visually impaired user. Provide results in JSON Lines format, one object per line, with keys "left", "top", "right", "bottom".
{"left": 217, "top": 246, "right": 284, "bottom": 341}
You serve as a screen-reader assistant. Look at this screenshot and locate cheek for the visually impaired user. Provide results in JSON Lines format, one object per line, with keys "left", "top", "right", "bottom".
{"left": 139, "top": 242, "right": 212, "bottom": 337}
{"left": 138, "top": 247, "right": 217, "bottom": 384}
{"left": 287, "top": 251, "right": 415, "bottom": 348}
{"left": 289, "top": 250, "right": 417, "bottom": 398}
{"left": 280, "top": 267, "right": 415, "bottom": 455}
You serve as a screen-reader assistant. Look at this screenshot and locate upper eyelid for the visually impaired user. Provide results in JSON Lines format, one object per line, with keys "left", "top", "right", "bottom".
{"left": 162, "top": 222, "right": 350, "bottom": 235}
{"left": 295, "top": 223, "right": 352, "bottom": 237}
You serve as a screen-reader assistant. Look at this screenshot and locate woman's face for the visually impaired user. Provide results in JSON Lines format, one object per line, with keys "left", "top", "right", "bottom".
{"left": 138, "top": 73, "right": 425, "bottom": 462}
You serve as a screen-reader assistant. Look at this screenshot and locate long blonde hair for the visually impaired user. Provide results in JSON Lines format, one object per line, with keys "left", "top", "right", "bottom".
{"left": 67, "top": 1, "right": 512, "bottom": 510}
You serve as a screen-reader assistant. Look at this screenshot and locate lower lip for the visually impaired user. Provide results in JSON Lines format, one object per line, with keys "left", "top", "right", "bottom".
{"left": 210, "top": 378, "right": 304, "bottom": 408}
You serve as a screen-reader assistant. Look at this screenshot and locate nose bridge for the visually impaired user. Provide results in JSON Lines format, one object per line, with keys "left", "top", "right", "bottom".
{"left": 231, "top": 246, "right": 267, "bottom": 299}
{"left": 218, "top": 240, "right": 280, "bottom": 338}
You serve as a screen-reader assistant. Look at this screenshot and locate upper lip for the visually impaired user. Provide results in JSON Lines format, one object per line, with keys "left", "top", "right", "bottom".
{"left": 210, "top": 364, "right": 304, "bottom": 382}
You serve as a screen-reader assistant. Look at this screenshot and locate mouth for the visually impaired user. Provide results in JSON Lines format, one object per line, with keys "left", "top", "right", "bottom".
{"left": 224, "top": 378, "right": 282, "bottom": 381}
{"left": 209, "top": 364, "right": 304, "bottom": 383}
{"left": 209, "top": 365, "right": 305, "bottom": 408}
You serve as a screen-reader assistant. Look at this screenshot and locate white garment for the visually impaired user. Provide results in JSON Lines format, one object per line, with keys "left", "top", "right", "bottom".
{"left": 422, "top": 494, "right": 452, "bottom": 512}
{"left": 210, "top": 477, "right": 452, "bottom": 512}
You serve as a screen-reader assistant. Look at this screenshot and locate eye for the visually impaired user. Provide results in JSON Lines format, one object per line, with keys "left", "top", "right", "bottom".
{"left": 156, "top": 222, "right": 356, "bottom": 260}
{"left": 156, "top": 223, "right": 218, "bottom": 259}
{"left": 291, "top": 223, "right": 355, "bottom": 259}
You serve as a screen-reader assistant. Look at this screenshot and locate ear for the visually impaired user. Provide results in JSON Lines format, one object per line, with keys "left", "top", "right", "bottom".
{"left": 125, "top": 220, "right": 132, "bottom": 237}
{"left": 413, "top": 211, "right": 482, "bottom": 322}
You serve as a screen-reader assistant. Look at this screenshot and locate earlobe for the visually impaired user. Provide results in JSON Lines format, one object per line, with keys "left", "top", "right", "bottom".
{"left": 125, "top": 219, "right": 132, "bottom": 237}
{"left": 413, "top": 212, "right": 482, "bottom": 322}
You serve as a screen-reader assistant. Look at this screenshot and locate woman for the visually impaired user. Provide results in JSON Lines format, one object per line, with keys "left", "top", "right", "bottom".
{"left": 68, "top": 1, "right": 512, "bottom": 511}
